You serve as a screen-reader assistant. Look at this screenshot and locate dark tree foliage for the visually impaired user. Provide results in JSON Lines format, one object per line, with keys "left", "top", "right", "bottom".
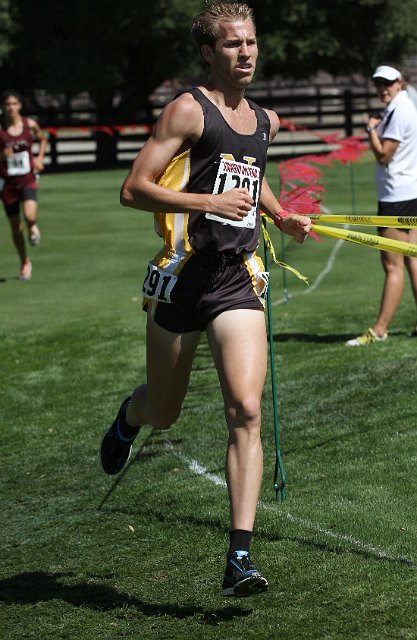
{"left": 0, "top": 0, "right": 15, "bottom": 60}
{"left": 0, "top": 0, "right": 201, "bottom": 120}
{"left": 0, "top": 0, "right": 416, "bottom": 121}
{"left": 252, "top": 0, "right": 417, "bottom": 80}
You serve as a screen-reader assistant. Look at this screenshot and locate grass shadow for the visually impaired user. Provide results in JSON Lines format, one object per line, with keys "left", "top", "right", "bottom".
{"left": 0, "top": 571, "right": 252, "bottom": 622}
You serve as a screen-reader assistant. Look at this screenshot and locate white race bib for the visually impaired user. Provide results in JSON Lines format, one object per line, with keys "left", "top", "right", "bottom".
{"left": 205, "top": 158, "right": 260, "bottom": 229}
{"left": 142, "top": 261, "right": 177, "bottom": 303}
{"left": 7, "top": 150, "right": 31, "bottom": 176}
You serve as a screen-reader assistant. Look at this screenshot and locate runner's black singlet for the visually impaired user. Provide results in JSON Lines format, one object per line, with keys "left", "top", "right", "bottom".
{"left": 142, "top": 87, "right": 272, "bottom": 330}
{"left": 153, "top": 87, "right": 271, "bottom": 264}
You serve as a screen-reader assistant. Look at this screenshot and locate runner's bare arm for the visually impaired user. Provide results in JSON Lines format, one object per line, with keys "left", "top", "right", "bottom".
{"left": 120, "top": 93, "right": 253, "bottom": 221}
{"left": 260, "top": 176, "right": 311, "bottom": 244}
{"left": 264, "top": 108, "right": 280, "bottom": 143}
{"left": 28, "top": 117, "right": 47, "bottom": 171}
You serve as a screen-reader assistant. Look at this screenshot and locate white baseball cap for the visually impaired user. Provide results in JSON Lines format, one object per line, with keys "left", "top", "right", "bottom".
{"left": 372, "top": 65, "right": 401, "bottom": 81}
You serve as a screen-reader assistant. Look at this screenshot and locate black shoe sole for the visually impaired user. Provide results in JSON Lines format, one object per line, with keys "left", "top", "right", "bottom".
{"left": 223, "top": 574, "right": 269, "bottom": 597}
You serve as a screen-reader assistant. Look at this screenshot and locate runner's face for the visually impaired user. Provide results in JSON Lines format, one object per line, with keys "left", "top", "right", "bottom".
{"left": 4, "top": 96, "right": 22, "bottom": 118}
{"left": 209, "top": 20, "right": 258, "bottom": 89}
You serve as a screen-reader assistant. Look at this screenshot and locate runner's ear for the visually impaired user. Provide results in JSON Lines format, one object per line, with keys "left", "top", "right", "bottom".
{"left": 201, "top": 44, "right": 215, "bottom": 64}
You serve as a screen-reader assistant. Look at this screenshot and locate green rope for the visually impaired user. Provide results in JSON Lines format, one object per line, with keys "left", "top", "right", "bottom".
{"left": 263, "top": 220, "right": 286, "bottom": 501}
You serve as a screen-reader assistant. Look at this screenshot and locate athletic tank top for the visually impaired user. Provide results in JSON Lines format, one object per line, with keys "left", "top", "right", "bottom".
{"left": 0, "top": 117, "right": 35, "bottom": 179}
{"left": 154, "top": 87, "right": 271, "bottom": 258}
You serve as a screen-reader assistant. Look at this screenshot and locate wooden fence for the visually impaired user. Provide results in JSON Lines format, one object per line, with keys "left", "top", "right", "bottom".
{"left": 34, "top": 89, "right": 379, "bottom": 172}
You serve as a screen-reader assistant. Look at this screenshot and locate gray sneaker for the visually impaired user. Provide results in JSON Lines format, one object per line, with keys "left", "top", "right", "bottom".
{"left": 29, "top": 225, "right": 41, "bottom": 246}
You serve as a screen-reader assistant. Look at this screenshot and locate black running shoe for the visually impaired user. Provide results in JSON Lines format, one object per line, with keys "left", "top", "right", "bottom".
{"left": 100, "top": 396, "right": 137, "bottom": 475}
{"left": 222, "top": 551, "right": 268, "bottom": 596}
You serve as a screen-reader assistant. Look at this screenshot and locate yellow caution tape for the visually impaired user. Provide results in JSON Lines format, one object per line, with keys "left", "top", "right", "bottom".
{"left": 307, "top": 214, "right": 417, "bottom": 227}
{"left": 313, "top": 223, "right": 417, "bottom": 257}
{"left": 261, "top": 223, "right": 309, "bottom": 284}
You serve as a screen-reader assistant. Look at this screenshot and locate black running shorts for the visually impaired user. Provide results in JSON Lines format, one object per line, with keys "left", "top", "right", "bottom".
{"left": 144, "top": 252, "right": 267, "bottom": 333}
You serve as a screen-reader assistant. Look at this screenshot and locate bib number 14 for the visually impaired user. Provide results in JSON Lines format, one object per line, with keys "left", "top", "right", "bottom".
{"left": 7, "top": 150, "right": 31, "bottom": 176}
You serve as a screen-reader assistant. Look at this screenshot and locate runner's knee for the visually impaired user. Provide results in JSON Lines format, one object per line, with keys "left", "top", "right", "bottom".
{"left": 225, "top": 395, "right": 261, "bottom": 431}
{"left": 148, "top": 406, "right": 182, "bottom": 430}
{"left": 382, "top": 259, "right": 404, "bottom": 277}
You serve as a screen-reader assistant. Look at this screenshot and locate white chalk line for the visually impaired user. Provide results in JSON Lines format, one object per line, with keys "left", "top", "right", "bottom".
{"left": 272, "top": 227, "right": 348, "bottom": 307}
{"left": 164, "top": 441, "right": 416, "bottom": 569}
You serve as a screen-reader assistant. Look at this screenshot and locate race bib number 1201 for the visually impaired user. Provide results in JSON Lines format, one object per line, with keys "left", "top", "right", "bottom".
{"left": 205, "top": 158, "right": 260, "bottom": 229}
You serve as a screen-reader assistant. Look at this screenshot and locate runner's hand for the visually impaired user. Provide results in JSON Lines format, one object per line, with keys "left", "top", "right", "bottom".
{"left": 279, "top": 214, "right": 312, "bottom": 244}
{"left": 210, "top": 188, "right": 253, "bottom": 221}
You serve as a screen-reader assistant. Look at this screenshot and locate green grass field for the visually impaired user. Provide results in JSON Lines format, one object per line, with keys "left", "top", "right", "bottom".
{"left": 1, "top": 157, "right": 416, "bottom": 640}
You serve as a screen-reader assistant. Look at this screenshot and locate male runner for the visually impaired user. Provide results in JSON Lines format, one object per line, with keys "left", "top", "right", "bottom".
{"left": 100, "top": 2, "right": 311, "bottom": 596}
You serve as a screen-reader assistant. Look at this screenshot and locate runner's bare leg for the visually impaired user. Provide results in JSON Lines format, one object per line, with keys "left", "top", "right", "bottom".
{"left": 127, "top": 310, "right": 201, "bottom": 429}
{"left": 207, "top": 308, "right": 267, "bottom": 531}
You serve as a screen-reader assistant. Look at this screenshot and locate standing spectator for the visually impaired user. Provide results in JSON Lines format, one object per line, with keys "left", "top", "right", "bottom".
{"left": 0, "top": 91, "right": 47, "bottom": 280}
{"left": 100, "top": 1, "right": 311, "bottom": 596}
{"left": 346, "top": 64, "right": 417, "bottom": 346}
